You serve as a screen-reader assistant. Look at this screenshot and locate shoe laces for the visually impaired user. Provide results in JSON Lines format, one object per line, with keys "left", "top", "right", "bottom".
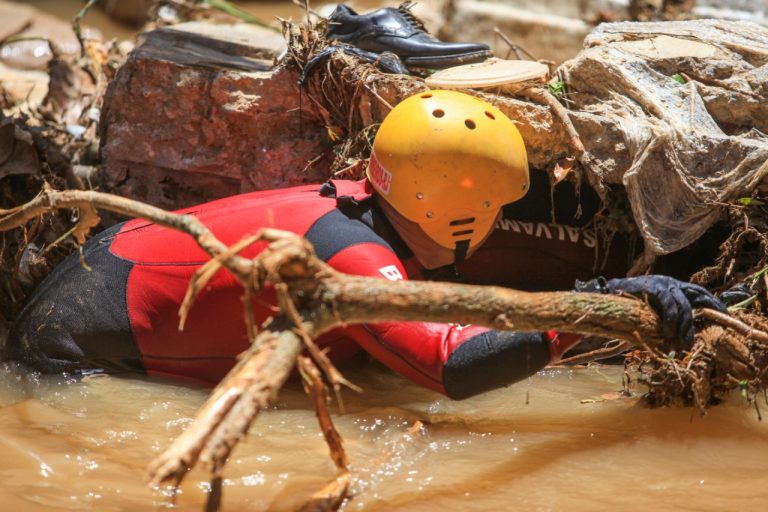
{"left": 397, "top": 1, "right": 427, "bottom": 33}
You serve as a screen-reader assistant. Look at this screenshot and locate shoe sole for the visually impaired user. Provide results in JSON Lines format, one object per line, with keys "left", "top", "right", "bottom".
{"left": 403, "top": 50, "right": 493, "bottom": 69}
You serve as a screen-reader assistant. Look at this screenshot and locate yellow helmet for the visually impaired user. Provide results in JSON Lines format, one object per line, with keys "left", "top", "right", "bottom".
{"left": 367, "top": 90, "right": 529, "bottom": 252}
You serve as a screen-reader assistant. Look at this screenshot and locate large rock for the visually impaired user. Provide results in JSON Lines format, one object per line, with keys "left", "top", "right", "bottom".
{"left": 99, "top": 21, "right": 329, "bottom": 209}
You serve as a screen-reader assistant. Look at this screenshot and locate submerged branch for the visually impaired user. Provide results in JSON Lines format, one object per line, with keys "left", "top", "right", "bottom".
{"left": 148, "top": 318, "right": 306, "bottom": 487}
{"left": 299, "top": 355, "right": 349, "bottom": 471}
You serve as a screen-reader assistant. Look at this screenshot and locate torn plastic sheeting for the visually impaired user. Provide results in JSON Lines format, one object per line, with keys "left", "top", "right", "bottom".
{"left": 561, "top": 19, "right": 768, "bottom": 255}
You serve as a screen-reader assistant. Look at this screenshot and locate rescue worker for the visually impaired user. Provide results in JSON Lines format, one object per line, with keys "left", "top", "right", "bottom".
{"left": 3, "top": 91, "right": 726, "bottom": 399}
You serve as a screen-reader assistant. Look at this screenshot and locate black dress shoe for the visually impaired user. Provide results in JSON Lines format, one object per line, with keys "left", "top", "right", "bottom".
{"left": 326, "top": 3, "right": 493, "bottom": 69}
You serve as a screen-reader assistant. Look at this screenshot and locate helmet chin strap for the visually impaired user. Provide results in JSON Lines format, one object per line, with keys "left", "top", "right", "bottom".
{"left": 453, "top": 240, "right": 470, "bottom": 266}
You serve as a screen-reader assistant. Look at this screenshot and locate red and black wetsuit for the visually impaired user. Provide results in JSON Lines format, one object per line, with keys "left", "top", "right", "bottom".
{"left": 5, "top": 176, "right": 627, "bottom": 399}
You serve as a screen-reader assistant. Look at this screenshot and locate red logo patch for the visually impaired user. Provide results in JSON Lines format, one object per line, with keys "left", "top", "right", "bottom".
{"left": 368, "top": 151, "right": 392, "bottom": 195}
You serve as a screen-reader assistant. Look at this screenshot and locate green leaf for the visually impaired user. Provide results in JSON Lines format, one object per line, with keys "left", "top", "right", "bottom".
{"left": 549, "top": 81, "right": 566, "bottom": 96}
{"left": 727, "top": 294, "right": 758, "bottom": 311}
{"left": 749, "top": 265, "right": 768, "bottom": 287}
{"left": 738, "top": 197, "right": 765, "bottom": 206}
{"left": 671, "top": 73, "right": 685, "bottom": 84}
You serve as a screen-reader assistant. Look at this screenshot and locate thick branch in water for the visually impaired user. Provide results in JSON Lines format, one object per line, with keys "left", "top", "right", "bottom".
{"left": 146, "top": 229, "right": 667, "bottom": 493}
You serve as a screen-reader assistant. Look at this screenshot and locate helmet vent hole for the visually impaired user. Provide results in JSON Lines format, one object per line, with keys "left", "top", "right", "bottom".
{"left": 465, "top": 119, "right": 476, "bottom": 129}
{"left": 421, "top": 93, "right": 433, "bottom": 99}
{"left": 485, "top": 111, "right": 495, "bottom": 120}
{"left": 432, "top": 109, "right": 445, "bottom": 118}
{"left": 450, "top": 218, "right": 475, "bottom": 226}
{"left": 452, "top": 229, "right": 474, "bottom": 237}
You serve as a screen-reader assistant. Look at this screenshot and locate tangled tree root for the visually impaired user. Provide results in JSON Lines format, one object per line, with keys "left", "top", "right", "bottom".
{"left": 626, "top": 309, "right": 768, "bottom": 413}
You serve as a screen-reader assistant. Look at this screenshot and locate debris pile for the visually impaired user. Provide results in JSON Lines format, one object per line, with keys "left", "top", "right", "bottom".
{"left": 0, "top": 8, "right": 129, "bottom": 333}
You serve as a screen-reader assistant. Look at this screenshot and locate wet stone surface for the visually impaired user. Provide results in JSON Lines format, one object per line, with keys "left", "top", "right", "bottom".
{"left": 99, "top": 22, "right": 329, "bottom": 210}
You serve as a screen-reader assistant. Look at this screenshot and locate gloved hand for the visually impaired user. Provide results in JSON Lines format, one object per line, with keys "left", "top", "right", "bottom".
{"left": 719, "top": 282, "right": 755, "bottom": 306}
{"left": 574, "top": 275, "right": 727, "bottom": 345}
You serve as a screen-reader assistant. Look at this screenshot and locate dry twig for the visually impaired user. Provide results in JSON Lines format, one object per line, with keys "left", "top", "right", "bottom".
{"left": 699, "top": 308, "right": 768, "bottom": 345}
{"left": 516, "top": 86, "right": 590, "bottom": 172}
{"left": 297, "top": 355, "right": 352, "bottom": 511}
{"left": 559, "top": 340, "right": 633, "bottom": 365}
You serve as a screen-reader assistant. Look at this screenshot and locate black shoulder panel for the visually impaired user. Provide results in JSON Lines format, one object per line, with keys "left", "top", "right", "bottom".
{"left": 502, "top": 168, "right": 602, "bottom": 226}
{"left": 306, "top": 206, "right": 403, "bottom": 262}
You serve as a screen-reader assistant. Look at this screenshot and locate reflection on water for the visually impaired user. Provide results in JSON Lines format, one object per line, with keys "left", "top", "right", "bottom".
{"left": 1, "top": 362, "right": 766, "bottom": 511}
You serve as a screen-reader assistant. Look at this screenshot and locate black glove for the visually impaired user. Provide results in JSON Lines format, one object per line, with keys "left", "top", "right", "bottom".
{"left": 574, "top": 275, "right": 727, "bottom": 345}
{"left": 719, "top": 283, "right": 755, "bottom": 306}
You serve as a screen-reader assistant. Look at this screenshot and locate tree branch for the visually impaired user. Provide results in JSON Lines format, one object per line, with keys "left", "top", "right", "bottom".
{"left": 0, "top": 188, "right": 253, "bottom": 279}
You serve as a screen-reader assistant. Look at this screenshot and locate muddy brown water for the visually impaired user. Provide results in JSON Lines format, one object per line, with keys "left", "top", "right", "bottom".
{"left": 1, "top": 361, "right": 767, "bottom": 511}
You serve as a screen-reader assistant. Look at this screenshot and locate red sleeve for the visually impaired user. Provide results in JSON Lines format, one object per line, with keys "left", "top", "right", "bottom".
{"left": 326, "top": 243, "right": 487, "bottom": 394}
{"left": 326, "top": 243, "right": 575, "bottom": 398}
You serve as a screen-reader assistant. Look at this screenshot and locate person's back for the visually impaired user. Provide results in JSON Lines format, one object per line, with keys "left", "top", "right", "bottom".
{"left": 5, "top": 182, "right": 395, "bottom": 382}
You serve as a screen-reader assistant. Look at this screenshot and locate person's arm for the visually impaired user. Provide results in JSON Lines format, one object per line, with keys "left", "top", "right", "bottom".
{"left": 326, "top": 243, "right": 579, "bottom": 398}
{"left": 575, "top": 275, "right": 727, "bottom": 346}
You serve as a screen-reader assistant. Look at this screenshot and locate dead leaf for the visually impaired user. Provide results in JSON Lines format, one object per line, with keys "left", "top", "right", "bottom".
{"left": 72, "top": 203, "right": 101, "bottom": 244}
{"left": 43, "top": 56, "right": 95, "bottom": 125}
{"left": 553, "top": 156, "right": 576, "bottom": 184}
